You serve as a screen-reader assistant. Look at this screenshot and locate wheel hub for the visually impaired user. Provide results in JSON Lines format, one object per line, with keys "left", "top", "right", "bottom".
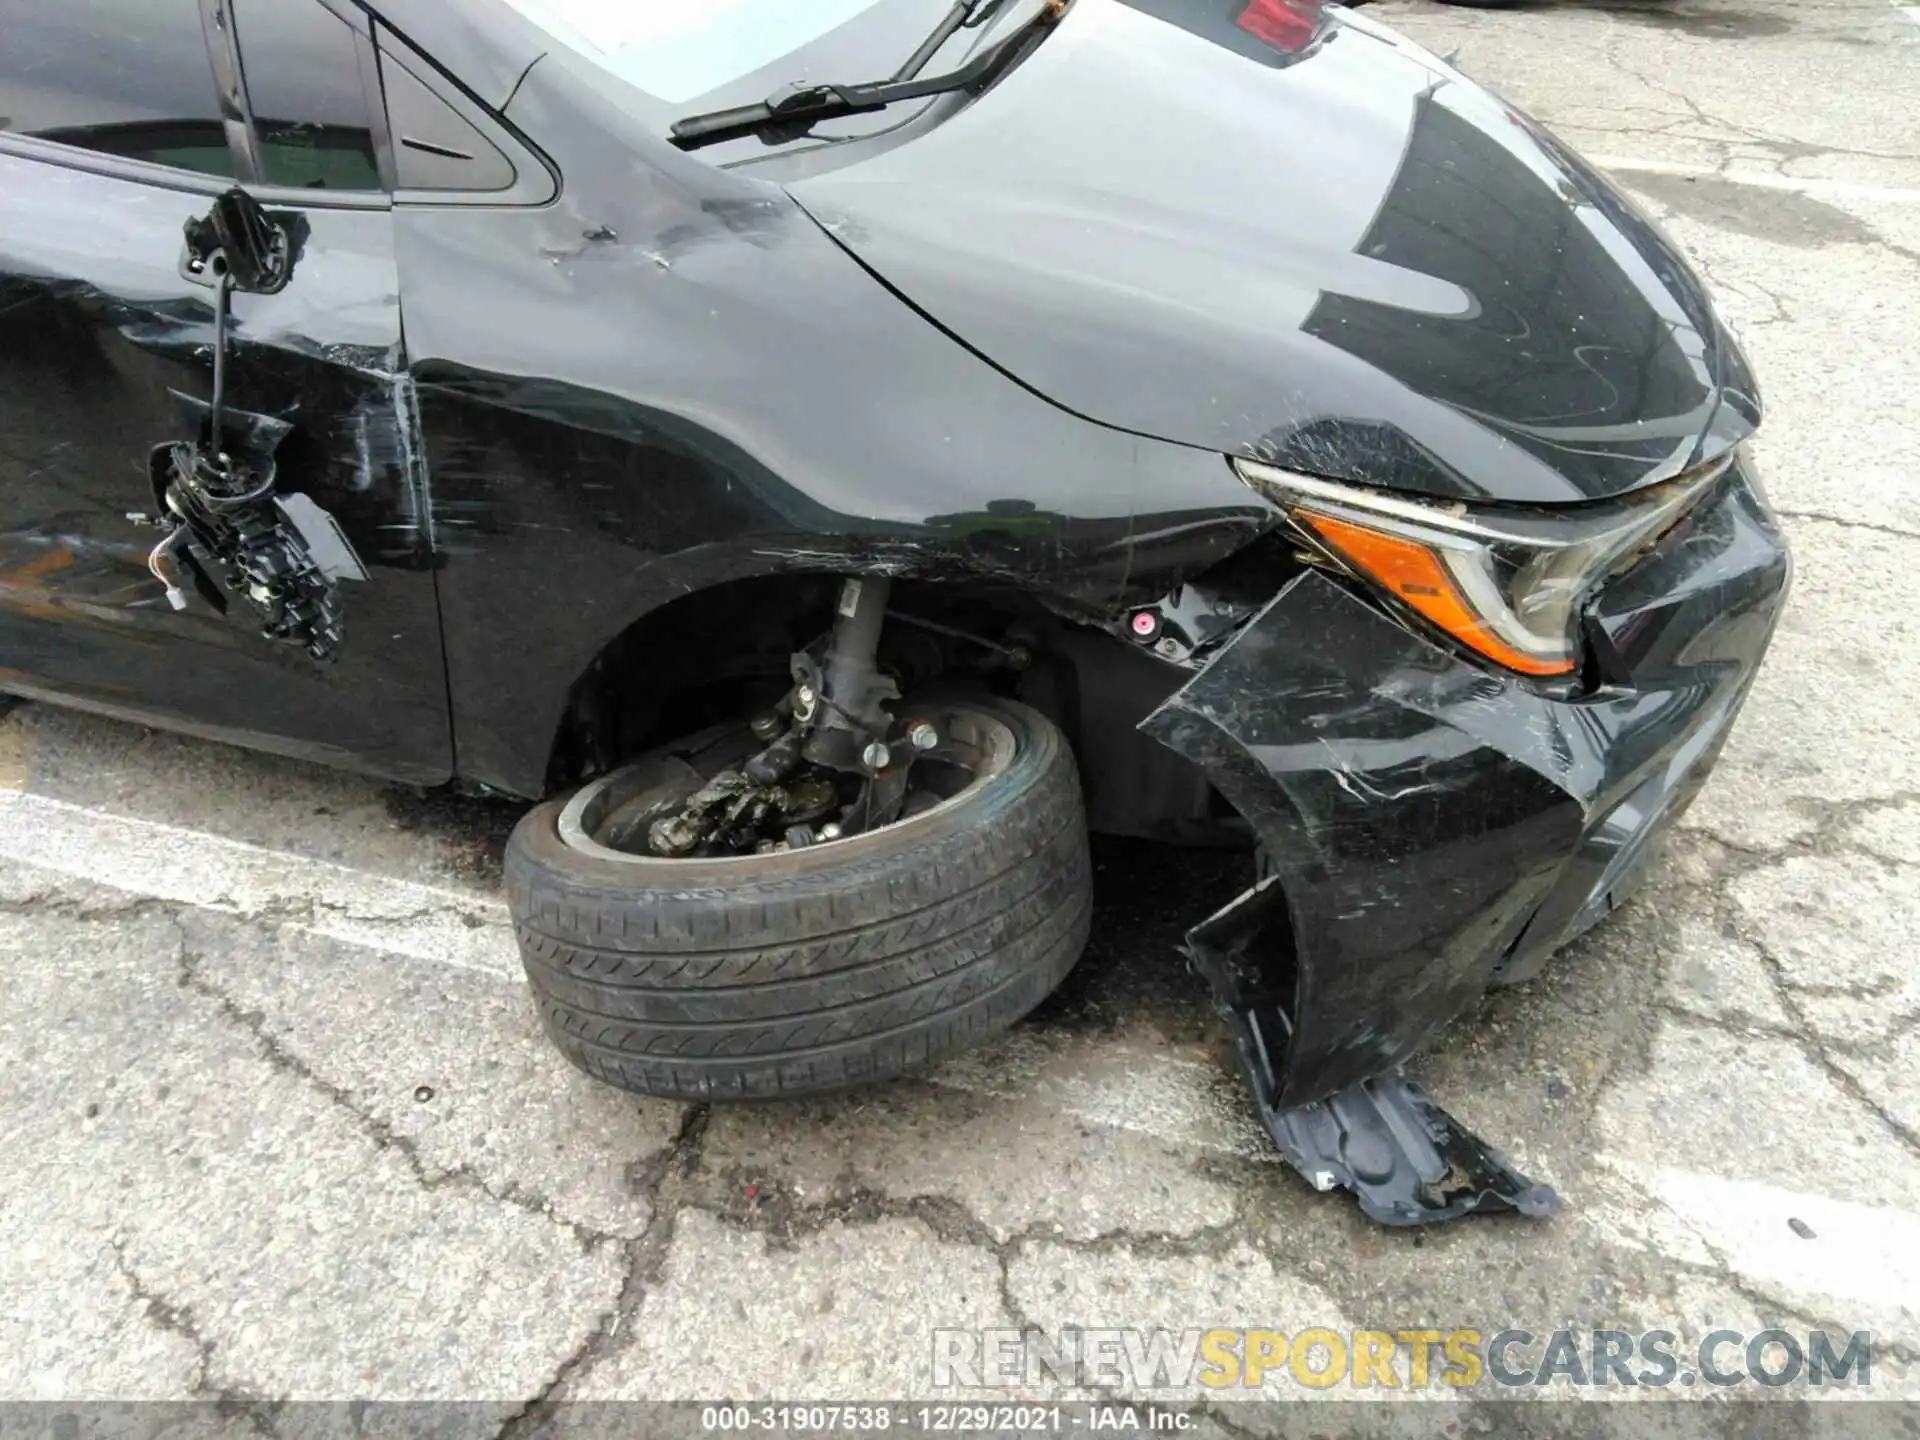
{"left": 559, "top": 702, "right": 1015, "bottom": 862}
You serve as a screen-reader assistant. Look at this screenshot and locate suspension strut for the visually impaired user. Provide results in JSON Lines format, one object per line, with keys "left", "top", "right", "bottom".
{"left": 811, "top": 578, "right": 894, "bottom": 747}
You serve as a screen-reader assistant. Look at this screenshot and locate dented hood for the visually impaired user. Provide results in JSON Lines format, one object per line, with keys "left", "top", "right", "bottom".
{"left": 787, "top": 0, "right": 1760, "bottom": 504}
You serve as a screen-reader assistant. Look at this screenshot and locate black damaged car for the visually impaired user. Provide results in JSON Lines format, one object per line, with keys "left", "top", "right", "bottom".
{"left": 0, "top": 0, "right": 1789, "bottom": 1224}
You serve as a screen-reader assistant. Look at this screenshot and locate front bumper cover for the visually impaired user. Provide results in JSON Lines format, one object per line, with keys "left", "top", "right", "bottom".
{"left": 1143, "top": 455, "right": 1791, "bottom": 1224}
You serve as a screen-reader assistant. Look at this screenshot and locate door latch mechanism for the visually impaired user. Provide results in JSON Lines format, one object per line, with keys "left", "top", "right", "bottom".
{"left": 142, "top": 189, "right": 365, "bottom": 662}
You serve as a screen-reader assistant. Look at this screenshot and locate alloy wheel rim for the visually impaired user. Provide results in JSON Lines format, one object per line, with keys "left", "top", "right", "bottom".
{"left": 556, "top": 701, "right": 1018, "bottom": 863}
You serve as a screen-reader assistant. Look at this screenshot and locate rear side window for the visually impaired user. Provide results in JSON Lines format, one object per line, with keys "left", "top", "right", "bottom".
{"left": 0, "top": 0, "right": 236, "bottom": 179}
{"left": 233, "top": 0, "right": 382, "bottom": 191}
{"left": 378, "top": 34, "right": 518, "bottom": 194}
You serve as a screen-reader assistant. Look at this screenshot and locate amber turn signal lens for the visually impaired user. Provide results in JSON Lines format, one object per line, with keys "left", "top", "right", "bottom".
{"left": 1298, "top": 512, "right": 1577, "bottom": 677}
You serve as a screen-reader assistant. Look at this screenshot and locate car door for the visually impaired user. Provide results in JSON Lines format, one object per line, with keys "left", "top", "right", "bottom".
{"left": 0, "top": 0, "right": 451, "bottom": 783}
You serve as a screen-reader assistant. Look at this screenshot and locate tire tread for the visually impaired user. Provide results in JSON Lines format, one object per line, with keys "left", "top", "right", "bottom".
{"left": 504, "top": 700, "right": 1091, "bottom": 1100}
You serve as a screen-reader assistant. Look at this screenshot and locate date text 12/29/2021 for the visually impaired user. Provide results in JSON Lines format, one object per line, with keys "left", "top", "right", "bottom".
{"left": 699, "top": 1405, "right": 1189, "bottom": 1433}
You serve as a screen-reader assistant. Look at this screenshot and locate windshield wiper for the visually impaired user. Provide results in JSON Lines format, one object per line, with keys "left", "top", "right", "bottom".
{"left": 891, "top": 0, "right": 1011, "bottom": 81}
{"left": 669, "top": 0, "right": 1065, "bottom": 153}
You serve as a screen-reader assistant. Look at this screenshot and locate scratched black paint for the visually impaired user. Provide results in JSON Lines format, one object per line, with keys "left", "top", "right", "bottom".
{"left": 1144, "top": 454, "right": 1789, "bottom": 1106}
{"left": 0, "top": 0, "right": 1790, "bottom": 1196}
{"left": 0, "top": 153, "right": 447, "bottom": 779}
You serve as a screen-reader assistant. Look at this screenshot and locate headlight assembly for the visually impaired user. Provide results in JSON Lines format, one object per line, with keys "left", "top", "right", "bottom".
{"left": 1235, "top": 455, "right": 1732, "bottom": 678}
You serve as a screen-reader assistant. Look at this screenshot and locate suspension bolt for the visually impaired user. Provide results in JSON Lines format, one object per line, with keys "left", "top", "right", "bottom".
{"left": 793, "top": 684, "right": 817, "bottom": 721}
{"left": 862, "top": 741, "right": 892, "bottom": 772}
{"left": 749, "top": 711, "right": 784, "bottom": 741}
{"left": 819, "top": 822, "right": 843, "bottom": 840}
{"left": 906, "top": 721, "right": 940, "bottom": 752}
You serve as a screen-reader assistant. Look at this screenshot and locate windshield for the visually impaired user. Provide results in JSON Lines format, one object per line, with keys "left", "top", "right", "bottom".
{"left": 498, "top": 0, "right": 901, "bottom": 103}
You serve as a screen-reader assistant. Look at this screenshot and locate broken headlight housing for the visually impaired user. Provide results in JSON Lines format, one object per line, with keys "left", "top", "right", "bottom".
{"left": 1235, "top": 454, "right": 1732, "bottom": 678}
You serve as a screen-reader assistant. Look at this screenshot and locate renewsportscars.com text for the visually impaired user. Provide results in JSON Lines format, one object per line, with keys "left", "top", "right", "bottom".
{"left": 931, "top": 1327, "right": 1874, "bottom": 1391}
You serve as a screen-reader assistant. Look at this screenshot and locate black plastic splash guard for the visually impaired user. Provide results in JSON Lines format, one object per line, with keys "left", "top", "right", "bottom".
{"left": 1184, "top": 874, "right": 1560, "bottom": 1227}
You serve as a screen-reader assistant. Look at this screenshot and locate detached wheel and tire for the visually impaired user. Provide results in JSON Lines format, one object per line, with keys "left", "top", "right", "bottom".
{"left": 504, "top": 698, "right": 1091, "bottom": 1099}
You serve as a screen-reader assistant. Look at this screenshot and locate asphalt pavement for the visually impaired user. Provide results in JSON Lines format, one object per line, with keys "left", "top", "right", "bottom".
{"left": 2, "top": 0, "right": 1918, "bottom": 1425}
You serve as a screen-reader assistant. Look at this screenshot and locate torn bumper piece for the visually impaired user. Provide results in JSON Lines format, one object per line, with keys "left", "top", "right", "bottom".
{"left": 1184, "top": 876, "right": 1562, "bottom": 1226}
{"left": 1273, "top": 1072, "right": 1560, "bottom": 1226}
{"left": 1144, "top": 456, "right": 1791, "bottom": 1223}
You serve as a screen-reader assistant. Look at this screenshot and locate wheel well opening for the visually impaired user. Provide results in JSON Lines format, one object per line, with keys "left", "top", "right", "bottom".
{"left": 542, "top": 574, "right": 1252, "bottom": 847}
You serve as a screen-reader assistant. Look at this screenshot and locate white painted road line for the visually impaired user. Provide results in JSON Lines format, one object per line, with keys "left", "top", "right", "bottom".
{"left": 0, "top": 788, "right": 517, "bottom": 979}
{"left": 1591, "top": 1162, "right": 1920, "bottom": 1339}
{"left": 1591, "top": 156, "right": 1920, "bottom": 205}
{"left": 1647, "top": 1170, "right": 1920, "bottom": 1319}
{"left": 936, "top": 1029, "right": 1278, "bottom": 1160}
{"left": 0, "top": 785, "right": 1273, "bottom": 1159}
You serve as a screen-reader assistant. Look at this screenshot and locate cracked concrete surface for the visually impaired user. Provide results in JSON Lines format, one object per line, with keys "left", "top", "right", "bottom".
{"left": 3, "top": 0, "right": 1919, "bottom": 1419}
{"left": 1373, "top": 0, "right": 1920, "bottom": 192}
{"left": 0, "top": 896, "right": 627, "bottom": 1405}
{"left": 177, "top": 911, "right": 688, "bottom": 1242}
{"left": 571, "top": 1212, "right": 1015, "bottom": 1401}
{"left": 690, "top": 1082, "right": 1245, "bottom": 1244}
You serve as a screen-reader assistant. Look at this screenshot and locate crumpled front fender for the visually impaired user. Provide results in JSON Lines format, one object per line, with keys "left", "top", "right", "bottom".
{"left": 1142, "top": 453, "right": 1787, "bottom": 1114}
{"left": 1134, "top": 327, "right": 1788, "bottom": 1228}
{"left": 1142, "top": 570, "right": 1585, "bottom": 1107}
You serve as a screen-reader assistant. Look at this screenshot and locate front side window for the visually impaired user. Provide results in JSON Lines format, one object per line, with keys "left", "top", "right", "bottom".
{"left": 0, "top": 0, "right": 235, "bottom": 178}
{"left": 232, "top": 0, "right": 383, "bottom": 191}
{"left": 0, "top": 0, "right": 382, "bottom": 191}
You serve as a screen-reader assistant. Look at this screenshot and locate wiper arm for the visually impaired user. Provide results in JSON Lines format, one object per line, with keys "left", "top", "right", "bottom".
{"left": 892, "top": 0, "right": 1010, "bottom": 81}
{"left": 669, "top": 0, "right": 1065, "bottom": 153}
